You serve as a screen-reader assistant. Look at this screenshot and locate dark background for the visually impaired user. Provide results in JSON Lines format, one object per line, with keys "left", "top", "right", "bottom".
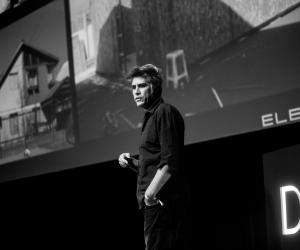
{"left": 1, "top": 121, "right": 300, "bottom": 249}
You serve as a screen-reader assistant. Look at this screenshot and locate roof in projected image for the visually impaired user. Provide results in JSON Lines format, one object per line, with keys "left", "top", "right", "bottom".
{"left": 182, "top": 2, "right": 300, "bottom": 111}
{"left": 182, "top": 3, "right": 300, "bottom": 145}
{"left": 0, "top": 41, "right": 59, "bottom": 89}
{"left": 0, "top": 0, "right": 67, "bottom": 84}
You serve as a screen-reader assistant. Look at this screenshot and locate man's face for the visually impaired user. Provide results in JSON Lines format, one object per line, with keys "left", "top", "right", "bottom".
{"left": 132, "top": 76, "right": 153, "bottom": 109}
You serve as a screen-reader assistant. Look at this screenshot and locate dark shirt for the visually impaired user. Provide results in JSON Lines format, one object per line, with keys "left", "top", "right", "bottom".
{"left": 136, "top": 98, "right": 185, "bottom": 209}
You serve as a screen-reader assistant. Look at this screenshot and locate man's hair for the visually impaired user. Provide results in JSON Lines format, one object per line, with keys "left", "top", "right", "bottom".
{"left": 126, "top": 64, "right": 163, "bottom": 98}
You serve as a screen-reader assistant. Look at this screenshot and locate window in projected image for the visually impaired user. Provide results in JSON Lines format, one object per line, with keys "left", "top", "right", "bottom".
{"left": 0, "top": 0, "right": 76, "bottom": 165}
{"left": 69, "top": 0, "right": 300, "bottom": 148}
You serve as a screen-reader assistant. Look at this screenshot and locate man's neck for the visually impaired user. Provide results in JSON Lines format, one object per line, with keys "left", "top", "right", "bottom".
{"left": 144, "top": 97, "right": 162, "bottom": 112}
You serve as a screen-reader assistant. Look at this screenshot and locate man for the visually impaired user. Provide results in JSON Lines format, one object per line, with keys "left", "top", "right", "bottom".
{"left": 118, "top": 64, "right": 190, "bottom": 250}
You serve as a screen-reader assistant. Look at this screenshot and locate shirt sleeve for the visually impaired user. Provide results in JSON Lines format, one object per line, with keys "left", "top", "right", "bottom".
{"left": 156, "top": 105, "right": 184, "bottom": 175}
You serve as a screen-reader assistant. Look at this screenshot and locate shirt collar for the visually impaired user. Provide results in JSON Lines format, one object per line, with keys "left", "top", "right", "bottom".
{"left": 145, "top": 97, "right": 164, "bottom": 115}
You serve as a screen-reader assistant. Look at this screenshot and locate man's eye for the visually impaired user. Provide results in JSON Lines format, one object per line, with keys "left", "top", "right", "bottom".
{"left": 132, "top": 83, "right": 147, "bottom": 89}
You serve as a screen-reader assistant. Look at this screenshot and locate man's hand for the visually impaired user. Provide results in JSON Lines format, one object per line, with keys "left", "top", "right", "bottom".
{"left": 144, "top": 193, "right": 164, "bottom": 207}
{"left": 118, "top": 153, "right": 131, "bottom": 168}
{"left": 118, "top": 153, "right": 139, "bottom": 173}
{"left": 143, "top": 165, "right": 170, "bottom": 206}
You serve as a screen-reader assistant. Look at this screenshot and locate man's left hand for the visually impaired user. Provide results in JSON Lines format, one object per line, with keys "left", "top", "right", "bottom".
{"left": 144, "top": 194, "right": 163, "bottom": 206}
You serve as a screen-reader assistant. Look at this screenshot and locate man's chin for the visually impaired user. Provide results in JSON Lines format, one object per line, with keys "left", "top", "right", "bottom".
{"left": 136, "top": 102, "right": 145, "bottom": 108}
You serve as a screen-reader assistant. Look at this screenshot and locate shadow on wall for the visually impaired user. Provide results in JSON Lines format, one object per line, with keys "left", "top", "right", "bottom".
{"left": 86, "top": 0, "right": 254, "bottom": 78}
{"left": 131, "top": 0, "right": 253, "bottom": 72}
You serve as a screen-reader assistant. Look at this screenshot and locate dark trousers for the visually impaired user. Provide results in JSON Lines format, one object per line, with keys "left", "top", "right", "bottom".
{"left": 143, "top": 198, "right": 190, "bottom": 250}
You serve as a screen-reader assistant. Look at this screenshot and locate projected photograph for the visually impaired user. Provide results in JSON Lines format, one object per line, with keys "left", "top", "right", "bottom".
{"left": 70, "top": 0, "right": 300, "bottom": 146}
{"left": 0, "top": 0, "right": 75, "bottom": 165}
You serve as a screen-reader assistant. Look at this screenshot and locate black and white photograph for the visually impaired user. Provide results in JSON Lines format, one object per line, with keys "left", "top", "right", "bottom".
{"left": 1, "top": 1, "right": 300, "bottom": 250}
{"left": 0, "top": 0, "right": 75, "bottom": 165}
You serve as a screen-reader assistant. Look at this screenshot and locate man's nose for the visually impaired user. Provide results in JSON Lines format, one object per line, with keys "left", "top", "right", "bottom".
{"left": 135, "top": 87, "right": 141, "bottom": 95}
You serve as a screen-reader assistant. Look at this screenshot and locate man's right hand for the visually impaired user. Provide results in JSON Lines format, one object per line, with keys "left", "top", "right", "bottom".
{"left": 118, "top": 152, "right": 131, "bottom": 168}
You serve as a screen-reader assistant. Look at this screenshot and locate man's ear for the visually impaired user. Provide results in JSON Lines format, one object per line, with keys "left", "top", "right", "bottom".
{"left": 149, "top": 84, "right": 154, "bottom": 95}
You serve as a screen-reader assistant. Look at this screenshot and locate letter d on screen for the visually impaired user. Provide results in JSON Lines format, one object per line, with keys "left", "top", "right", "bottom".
{"left": 280, "top": 185, "right": 300, "bottom": 235}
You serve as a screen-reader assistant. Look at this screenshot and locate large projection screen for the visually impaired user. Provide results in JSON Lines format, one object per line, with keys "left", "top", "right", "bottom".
{"left": 0, "top": 0, "right": 300, "bottom": 181}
